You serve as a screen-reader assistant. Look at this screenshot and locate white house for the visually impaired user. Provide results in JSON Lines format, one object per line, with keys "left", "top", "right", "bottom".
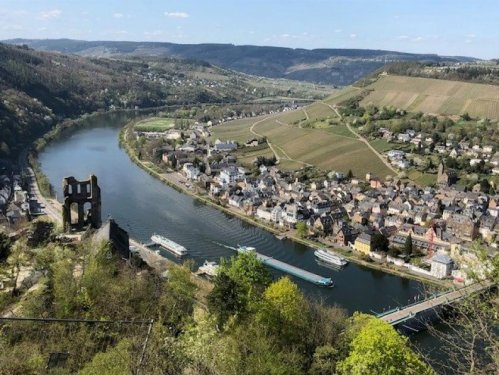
{"left": 431, "top": 254, "right": 453, "bottom": 279}
{"left": 182, "top": 163, "right": 200, "bottom": 180}
{"left": 219, "top": 166, "right": 241, "bottom": 187}
{"left": 256, "top": 207, "right": 272, "bottom": 221}
{"left": 271, "top": 206, "right": 283, "bottom": 224}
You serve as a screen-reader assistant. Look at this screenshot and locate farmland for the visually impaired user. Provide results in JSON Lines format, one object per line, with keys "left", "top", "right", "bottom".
{"left": 212, "top": 88, "right": 394, "bottom": 178}
{"left": 361, "top": 75, "right": 499, "bottom": 119}
{"left": 134, "top": 117, "right": 176, "bottom": 132}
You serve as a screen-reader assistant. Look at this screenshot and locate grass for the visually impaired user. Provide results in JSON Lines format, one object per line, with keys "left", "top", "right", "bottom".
{"left": 211, "top": 116, "right": 265, "bottom": 143}
{"left": 232, "top": 145, "right": 275, "bottom": 168}
{"left": 362, "top": 75, "right": 499, "bottom": 119}
{"left": 134, "top": 117, "right": 176, "bottom": 132}
{"left": 369, "top": 139, "right": 396, "bottom": 153}
{"left": 303, "top": 102, "right": 336, "bottom": 119}
{"left": 323, "top": 86, "right": 362, "bottom": 105}
{"left": 407, "top": 170, "right": 437, "bottom": 186}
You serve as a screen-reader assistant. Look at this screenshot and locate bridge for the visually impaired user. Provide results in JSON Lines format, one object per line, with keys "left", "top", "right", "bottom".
{"left": 375, "top": 281, "right": 493, "bottom": 328}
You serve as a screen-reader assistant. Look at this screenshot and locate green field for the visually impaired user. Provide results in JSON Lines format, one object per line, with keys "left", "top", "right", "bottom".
{"left": 362, "top": 75, "right": 499, "bottom": 119}
{"left": 212, "top": 89, "right": 393, "bottom": 178}
{"left": 134, "top": 117, "right": 176, "bottom": 132}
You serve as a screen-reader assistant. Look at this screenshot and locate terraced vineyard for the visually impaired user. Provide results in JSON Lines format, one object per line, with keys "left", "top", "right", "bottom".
{"left": 361, "top": 75, "right": 499, "bottom": 119}
{"left": 212, "top": 88, "right": 393, "bottom": 178}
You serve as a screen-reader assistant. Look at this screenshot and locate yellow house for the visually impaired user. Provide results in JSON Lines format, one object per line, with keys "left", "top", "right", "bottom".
{"left": 354, "top": 233, "right": 372, "bottom": 255}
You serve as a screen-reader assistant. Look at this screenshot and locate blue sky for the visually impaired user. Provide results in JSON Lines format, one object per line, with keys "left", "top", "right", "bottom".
{"left": 0, "top": 0, "right": 497, "bottom": 59}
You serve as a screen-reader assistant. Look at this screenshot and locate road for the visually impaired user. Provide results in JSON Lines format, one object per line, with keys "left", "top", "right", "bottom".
{"left": 322, "top": 102, "right": 398, "bottom": 175}
{"left": 249, "top": 115, "right": 281, "bottom": 163}
{"left": 18, "top": 149, "right": 62, "bottom": 224}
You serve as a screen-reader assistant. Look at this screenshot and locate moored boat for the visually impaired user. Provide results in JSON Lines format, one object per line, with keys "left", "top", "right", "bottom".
{"left": 151, "top": 234, "right": 188, "bottom": 256}
{"left": 314, "top": 249, "right": 348, "bottom": 267}
{"left": 198, "top": 260, "right": 219, "bottom": 277}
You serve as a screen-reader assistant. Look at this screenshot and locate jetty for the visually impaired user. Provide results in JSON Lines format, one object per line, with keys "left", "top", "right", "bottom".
{"left": 232, "top": 245, "right": 333, "bottom": 287}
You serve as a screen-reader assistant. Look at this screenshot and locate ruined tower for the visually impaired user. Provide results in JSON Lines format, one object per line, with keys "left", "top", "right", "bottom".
{"left": 62, "top": 175, "right": 101, "bottom": 232}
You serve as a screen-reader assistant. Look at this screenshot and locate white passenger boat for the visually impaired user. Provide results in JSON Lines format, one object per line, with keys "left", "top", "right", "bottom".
{"left": 314, "top": 249, "right": 348, "bottom": 267}
{"left": 151, "top": 234, "right": 188, "bottom": 256}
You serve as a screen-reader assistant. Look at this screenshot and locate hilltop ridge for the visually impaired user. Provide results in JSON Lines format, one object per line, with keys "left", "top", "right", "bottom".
{"left": 4, "top": 38, "right": 477, "bottom": 86}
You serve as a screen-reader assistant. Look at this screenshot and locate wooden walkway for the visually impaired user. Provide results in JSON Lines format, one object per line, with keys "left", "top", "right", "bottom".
{"left": 379, "top": 281, "right": 493, "bottom": 325}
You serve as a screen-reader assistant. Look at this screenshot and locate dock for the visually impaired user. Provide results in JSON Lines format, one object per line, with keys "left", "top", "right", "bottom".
{"left": 231, "top": 245, "right": 333, "bottom": 287}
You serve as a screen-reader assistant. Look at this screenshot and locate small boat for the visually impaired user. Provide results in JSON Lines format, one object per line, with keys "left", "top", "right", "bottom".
{"left": 151, "top": 234, "right": 188, "bottom": 256}
{"left": 314, "top": 249, "right": 348, "bottom": 267}
{"left": 236, "top": 245, "right": 257, "bottom": 253}
{"left": 198, "top": 260, "right": 219, "bottom": 277}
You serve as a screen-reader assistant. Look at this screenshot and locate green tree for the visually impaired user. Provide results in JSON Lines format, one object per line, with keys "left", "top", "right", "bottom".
{"left": 403, "top": 233, "right": 413, "bottom": 256}
{"left": 296, "top": 221, "right": 308, "bottom": 238}
{"left": 347, "top": 169, "right": 354, "bottom": 179}
{"left": 371, "top": 233, "right": 389, "bottom": 253}
{"left": 257, "top": 277, "right": 309, "bottom": 345}
{"left": 208, "top": 251, "right": 270, "bottom": 325}
{"left": 310, "top": 345, "right": 339, "bottom": 375}
{"left": 338, "top": 313, "right": 434, "bottom": 375}
{"left": 208, "top": 272, "right": 246, "bottom": 327}
{"left": 158, "top": 261, "right": 197, "bottom": 330}
{"left": 79, "top": 339, "right": 132, "bottom": 375}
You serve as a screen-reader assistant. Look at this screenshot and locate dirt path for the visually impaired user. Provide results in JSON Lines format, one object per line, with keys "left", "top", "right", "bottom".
{"left": 322, "top": 102, "right": 398, "bottom": 175}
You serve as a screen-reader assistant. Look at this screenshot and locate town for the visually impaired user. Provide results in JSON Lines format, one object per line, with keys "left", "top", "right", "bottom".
{"left": 126, "top": 114, "right": 498, "bottom": 285}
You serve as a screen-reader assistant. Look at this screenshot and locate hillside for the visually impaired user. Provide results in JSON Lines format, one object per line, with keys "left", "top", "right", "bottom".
{"left": 0, "top": 43, "right": 329, "bottom": 158}
{"left": 212, "top": 87, "right": 394, "bottom": 179}
{"left": 4, "top": 38, "right": 476, "bottom": 86}
{"left": 360, "top": 74, "right": 499, "bottom": 119}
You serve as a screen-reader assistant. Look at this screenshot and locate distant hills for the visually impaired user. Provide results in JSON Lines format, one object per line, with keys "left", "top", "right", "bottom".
{"left": 4, "top": 39, "right": 478, "bottom": 86}
{"left": 1, "top": 42, "right": 308, "bottom": 157}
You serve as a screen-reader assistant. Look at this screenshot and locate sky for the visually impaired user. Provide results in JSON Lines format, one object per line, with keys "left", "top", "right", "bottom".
{"left": 0, "top": 0, "right": 498, "bottom": 59}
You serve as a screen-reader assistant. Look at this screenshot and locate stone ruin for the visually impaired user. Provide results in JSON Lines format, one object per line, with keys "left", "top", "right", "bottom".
{"left": 62, "top": 175, "right": 101, "bottom": 232}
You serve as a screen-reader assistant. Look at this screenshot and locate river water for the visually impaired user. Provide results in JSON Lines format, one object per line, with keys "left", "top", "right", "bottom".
{"left": 37, "top": 113, "right": 443, "bottom": 364}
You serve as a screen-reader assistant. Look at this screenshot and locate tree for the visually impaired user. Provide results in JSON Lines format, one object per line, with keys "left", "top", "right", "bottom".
{"left": 79, "top": 339, "right": 132, "bottom": 375}
{"left": 296, "top": 221, "right": 308, "bottom": 238}
{"left": 257, "top": 277, "right": 309, "bottom": 345}
{"left": 371, "top": 233, "right": 389, "bottom": 253}
{"left": 347, "top": 169, "right": 354, "bottom": 179}
{"left": 0, "top": 232, "right": 11, "bottom": 262}
{"left": 403, "top": 233, "right": 413, "bottom": 256}
{"left": 427, "top": 244, "right": 498, "bottom": 374}
{"left": 209, "top": 251, "right": 271, "bottom": 324}
{"left": 338, "top": 313, "right": 434, "bottom": 375}
{"left": 208, "top": 272, "right": 246, "bottom": 327}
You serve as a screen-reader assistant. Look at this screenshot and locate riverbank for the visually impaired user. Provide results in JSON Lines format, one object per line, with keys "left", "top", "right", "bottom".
{"left": 120, "top": 124, "right": 449, "bottom": 289}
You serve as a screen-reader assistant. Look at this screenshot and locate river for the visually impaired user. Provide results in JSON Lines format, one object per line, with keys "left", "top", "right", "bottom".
{"left": 37, "top": 113, "right": 443, "bottom": 365}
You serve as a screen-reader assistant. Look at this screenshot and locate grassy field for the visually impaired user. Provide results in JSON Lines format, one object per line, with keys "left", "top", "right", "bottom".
{"left": 303, "top": 102, "right": 337, "bottom": 119}
{"left": 211, "top": 116, "right": 264, "bottom": 143}
{"left": 212, "top": 91, "right": 393, "bottom": 178}
{"left": 134, "top": 117, "right": 176, "bottom": 132}
{"left": 362, "top": 75, "right": 499, "bottom": 119}
{"left": 407, "top": 170, "right": 437, "bottom": 186}
{"left": 323, "top": 86, "right": 362, "bottom": 106}
{"left": 232, "top": 144, "right": 275, "bottom": 168}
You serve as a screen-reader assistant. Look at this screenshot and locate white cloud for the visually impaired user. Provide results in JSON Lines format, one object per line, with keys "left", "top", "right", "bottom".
{"left": 164, "top": 11, "right": 189, "bottom": 19}
{"left": 466, "top": 33, "right": 476, "bottom": 38}
{"left": 334, "top": 29, "right": 342, "bottom": 33}
{"left": 349, "top": 33, "right": 357, "bottom": 39}
{"left": 39, "top": 9, "right": 62, "bottom": 20}
{"left": 397, "top": 35, "right": 409, "bottom": 40}
{"left": 113, "top": 13, "right": 124, "bottom": 19}
{"left": 412, "top": 36, "right": 423, "bottom": 42}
